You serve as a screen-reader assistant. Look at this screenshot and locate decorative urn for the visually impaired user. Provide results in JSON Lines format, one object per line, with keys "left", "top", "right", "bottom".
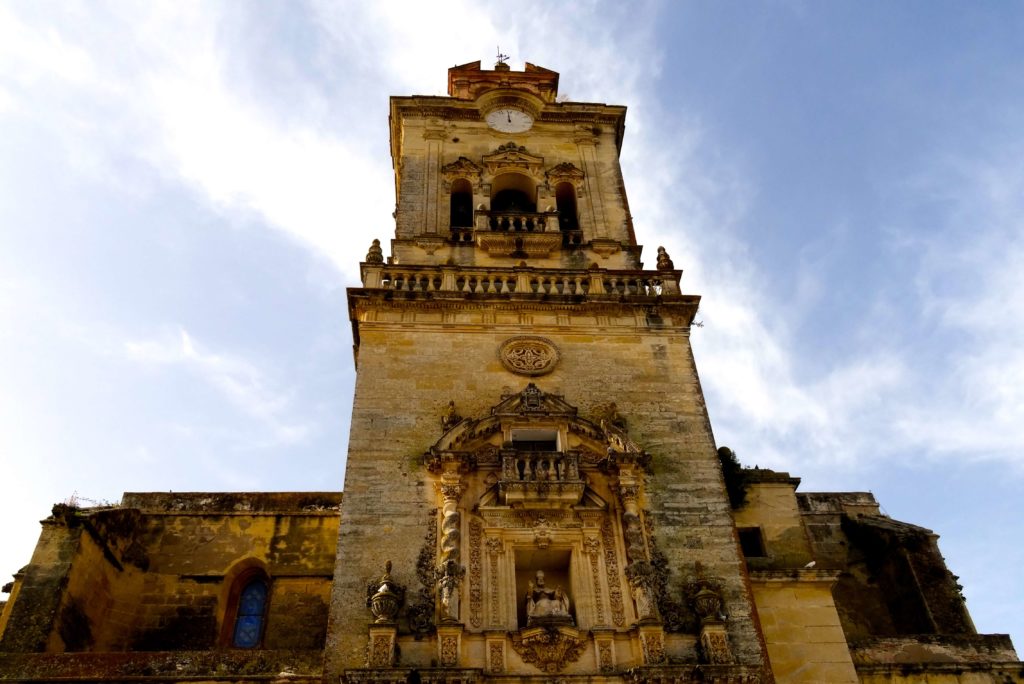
{"left": 367, "top": 560, "right": 404, "bottom": 624}
{"left": 692, "top": 582, "right": 723, "bottom": 623}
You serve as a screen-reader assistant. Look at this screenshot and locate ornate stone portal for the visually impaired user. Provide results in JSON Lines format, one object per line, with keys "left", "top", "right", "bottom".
{"left": 416, "top": 384, "right": 686, "bottom": 674}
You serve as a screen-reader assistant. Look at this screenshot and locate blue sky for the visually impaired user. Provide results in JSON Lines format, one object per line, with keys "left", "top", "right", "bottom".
{"left": 2, "top": 1, "right": 1022, "bottom": 650}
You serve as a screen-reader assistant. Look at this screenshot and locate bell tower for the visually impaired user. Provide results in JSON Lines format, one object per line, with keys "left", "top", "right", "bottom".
{"left": 325, "top": 60, "right": 769, "bottom": 682}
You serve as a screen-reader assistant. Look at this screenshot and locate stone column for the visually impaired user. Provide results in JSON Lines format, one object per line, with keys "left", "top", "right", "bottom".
{"left": 617, "top": 478, "right": 659, "bottom": 624}
{"left": 437, "top": 475, "right": 463, "bottom": 624}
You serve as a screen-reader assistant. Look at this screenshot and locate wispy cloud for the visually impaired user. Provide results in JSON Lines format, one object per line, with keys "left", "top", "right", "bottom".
{"left": 125, "top": 328, "right": 309, "bottom": 445}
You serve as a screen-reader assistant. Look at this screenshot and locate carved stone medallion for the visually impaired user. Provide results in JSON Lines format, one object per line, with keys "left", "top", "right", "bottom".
{"left": 498, "top": 336, "right": 560, "bottom": 376}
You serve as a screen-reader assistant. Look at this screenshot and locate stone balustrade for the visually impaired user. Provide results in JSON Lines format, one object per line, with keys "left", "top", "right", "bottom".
{"left": 477, "top": 210, "right": 555, "bottom": 233}
{"left": 501, "top": 451, "right": 581, "bottom": 484}
{"left": 498, "top": 450, "right": 586, "bottom": 508}
{"left": 360, "top": 264, "right": 681, "bottom": 298}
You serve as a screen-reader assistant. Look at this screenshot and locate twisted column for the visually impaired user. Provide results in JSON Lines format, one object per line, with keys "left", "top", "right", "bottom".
{"left": 437, "top": 476, "right": 464, "bottom": 623}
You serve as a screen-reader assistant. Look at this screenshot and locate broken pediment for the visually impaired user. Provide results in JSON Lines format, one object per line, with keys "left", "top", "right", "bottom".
{"left": 441, "top": 156, "right": 482, "bottom": 187}
{"left": 424, "top": 385, "right": 649, "bottom": 476}
{"left": 545, "top": 161, "right": 585, "bottom": 188}
{"left": 482, "top": 143, "right": 545, "bottom": 179}
{"left": 489, "top": 383, "right": 578, "bottom": 418}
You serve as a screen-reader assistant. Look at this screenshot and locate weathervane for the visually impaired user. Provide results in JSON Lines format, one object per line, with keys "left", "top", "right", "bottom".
{"left": 496, "top": 47, "right": 510, "bottom": 66}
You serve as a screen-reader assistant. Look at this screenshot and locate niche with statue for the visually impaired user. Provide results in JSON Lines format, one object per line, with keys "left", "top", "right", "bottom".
{"left": 514, "top": 548, "right": 575, "bottom": 629}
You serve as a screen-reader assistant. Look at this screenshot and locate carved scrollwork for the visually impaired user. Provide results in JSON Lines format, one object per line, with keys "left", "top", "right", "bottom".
{"left": 640, "top": 630, "right": 667, "bottom": 665}
{"left": 440, "top": 634, "right": 459, "bottom": 666}
{"left": 700, "top": 628, "right": 734, "bottom": 665}
{"left": 468, "top": 519, "right": 483, "bottom": 628}
{"left": 510, "top": 627, "right": 586, "bottom": 674}
{"left": 368, "top": 633, "right": 395, "bottom": 667}
{"left": 498, "top": 337, "right": 560, "bottom": 376}
{"left": 482, "top": 142, "right": 545, "bottom": 179}
{"left": 488, "top": 641, "right": 504, "bottom": 673}
{"left": 598, "top": 642, "right": 614, "bottom": 672}
{"left": 545, "top": 161, "right": 585, "bottom": 189}
{"left": 441, "top": 156, "right": 482, "bottom": 189}
{"left": 600, "top": 517, "right": 626, "bottom": 626}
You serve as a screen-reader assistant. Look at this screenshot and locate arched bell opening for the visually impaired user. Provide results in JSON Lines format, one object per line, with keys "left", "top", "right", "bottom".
{"left": 489, "top": 173, "right": 539, "bottom": 231}
{"left": 449, "top": 178, "right": 474, "bottom": 228}
{"left": 554, "top": 182, "right": 579, "bottom": 231}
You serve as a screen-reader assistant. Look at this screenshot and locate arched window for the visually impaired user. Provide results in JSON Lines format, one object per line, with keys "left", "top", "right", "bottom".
{"left": 223, "top": 569, "right": 270, "bottom": 649}
{"left": 555, "top": 182, "right": 578, "bottom": 231}
{"left": 491, "top": 188, "right": 536, "bottom": 213}
{"left": 449, "top": 178, "right": 474, "bottom": 228}
{"left": 490, "top": 173, "right": 537, "bottom": 213}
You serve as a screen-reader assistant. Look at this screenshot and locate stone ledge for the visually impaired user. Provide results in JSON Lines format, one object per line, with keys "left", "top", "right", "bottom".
{"left": 850, "top": 634, "right": 1019, "bottom": 665}
{"left": 120, "top": 492, "right": 342, "bottom": 513}
{"left": 624, "top": 663, "right": 763, "bottom": 683}
{"left": 0, "top": 649, "right": 324, "bottom": 681}
{"left": 747, "top": 569, "right": 842, "bottom": 584}
{"left": 341, "top": 668, "right": 482, "bottom": 684}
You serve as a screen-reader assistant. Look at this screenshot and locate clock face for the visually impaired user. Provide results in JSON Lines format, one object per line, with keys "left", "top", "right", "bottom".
{"left": 485, "top": 108, "right": 534, "bottom": 133}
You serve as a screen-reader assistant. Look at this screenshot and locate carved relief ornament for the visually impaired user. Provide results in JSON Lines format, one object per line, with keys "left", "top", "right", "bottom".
{"left": 482, "top": 142, "right": 545, "bottom": 180}
{"left": 498, "top": 337, "right": 560, "bottom": 376}
{"left": 441, "top": 156, "right": 482, "bottom": 189}
{"left": 510, "top": 627, "right": 586, "bottom": 673}
{"left": 545, "top": 161, "right": 585, "bottom": 190}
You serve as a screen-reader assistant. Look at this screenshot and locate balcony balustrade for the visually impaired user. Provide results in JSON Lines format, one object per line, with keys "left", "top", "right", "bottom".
{"left": 498, "top": 450, "right": 585, "bottom": 508}
{"left": 477, "top": 210, "right": 556, "bottom": 233}
{"left": 360, "top": 263, "right": 680, "bottom": 298}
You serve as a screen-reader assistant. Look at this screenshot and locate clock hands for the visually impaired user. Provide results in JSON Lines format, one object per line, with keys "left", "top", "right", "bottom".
{"left": 507, "top": 111, "right": 512, "bottom": 124}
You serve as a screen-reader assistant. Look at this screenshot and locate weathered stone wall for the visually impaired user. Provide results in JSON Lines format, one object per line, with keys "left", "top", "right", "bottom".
{"left": 325, "top": 291, "right": 768, "bottom": 676}
{"left": 0, "top": 511, "right": 82, "bottom": 652}
{"left": 734, "top": 479, "right": 815, "bottom": 570}
{"left": 749, "top": 572, "right": 859, "bottom": 683}
{"left": 0, "top": 493, "right": 340, "bottom": 661}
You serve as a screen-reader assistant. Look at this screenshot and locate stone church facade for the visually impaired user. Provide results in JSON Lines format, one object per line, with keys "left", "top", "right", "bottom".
{"left": 0, "top": 60, "right": 1020, "bottom": 684}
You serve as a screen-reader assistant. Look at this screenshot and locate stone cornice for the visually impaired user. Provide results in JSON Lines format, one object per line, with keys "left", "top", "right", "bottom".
{"left": 347, "top": 290, "right": 699, "bottom": 320}
{"left": 747, "top": 569, "right": 842, "bottom": 584}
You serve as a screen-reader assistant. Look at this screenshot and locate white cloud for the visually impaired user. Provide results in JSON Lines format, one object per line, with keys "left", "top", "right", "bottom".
{"left": 125, "top": 328, "right": 309, "bottom": 444}
{"left": 5, "top": 0, "right": 1021, "bottom": 474}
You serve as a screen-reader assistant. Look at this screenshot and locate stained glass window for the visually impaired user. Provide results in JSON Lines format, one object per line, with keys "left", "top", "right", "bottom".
{"left": 232, "top": 578, "right": 268, "bottom": 648}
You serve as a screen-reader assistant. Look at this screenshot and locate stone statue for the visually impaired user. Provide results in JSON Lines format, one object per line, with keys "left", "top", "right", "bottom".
{"left": 631, "top": 580, "right": 657, "bottom": 622}
{"left": 438, "top": 559, "right": 461, "bottom": 623}
{"left": 655, "top": 246, "right": 674, "bottom": 271}
{"left": 441, "top": 400, "right": 462, "bottom": 432}
{"left": 525, "top": 570, "right": 573, "bottom": 626}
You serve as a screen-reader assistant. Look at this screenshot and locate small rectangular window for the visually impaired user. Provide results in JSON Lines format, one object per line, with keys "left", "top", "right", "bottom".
{"left": 738, "top": 527, "right": 767, "bottom": 558}
{"left": 511, "top": 428, "right": 558, "bottom": 452}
